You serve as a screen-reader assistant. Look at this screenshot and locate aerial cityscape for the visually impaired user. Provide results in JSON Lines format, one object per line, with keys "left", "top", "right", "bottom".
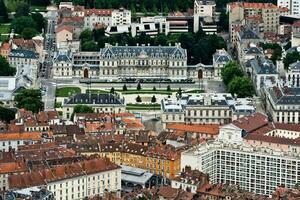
{"left": 0, "top": 0, "right": 300, "bottom": 199}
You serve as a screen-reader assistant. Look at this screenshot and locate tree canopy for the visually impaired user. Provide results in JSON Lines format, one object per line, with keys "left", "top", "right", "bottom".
{"left": 73, "top": 104, "right": 94, "bottom": 114}
{"left": 221, "top": 61, "right": 244, "bottom": 85}
{"left": 0, "top": 107, "right": 16, "bottom": 123}
{"left": 0, "top": 0, "right": 8, "bottom": 23}
{"left": 228, "top": 76, "right": 255, "bottom": 98}
{"left": 15, "top": 3, "right": 30, "bottom": 18}
{"left": 14, "top": 89, "right": 43, "bottom": 113}
{"left": 221, "top": 61, "right": 255, "bottom": 97}
{"left": 0, "top": 56, "right": 16, "bottom": 76}
{"left": 87, "top": 30, "right": 226, "bottom": 65}
{"left": 283, "top": 51, "right": 300, "bottom": 69}
{"left": 11, "top": 16, "right": 38, "bottom": 35}
{"left": 54, "top": 0, "right": 275, "bottom": 13}
{"left": 261, "top": 43, "right": 282, "bottom": 63}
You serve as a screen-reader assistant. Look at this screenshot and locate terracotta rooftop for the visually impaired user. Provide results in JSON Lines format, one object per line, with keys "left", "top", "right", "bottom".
{"left": 274, "top": 123, "right": 300, "bottom": 132}
{"left": 56, "top": 25, "right": 73, "bottom": 33}
{"left": 0, "top": 162, "right": 28, "bottom": 174}
{"left": 1, "top": 42, "right": 10, "bottom": 50}
{"left": 229, "top": 2, "right": 278, "bottom": 10}
{"left": 0, "top": 132, "right": 48, "bottom": 141}
{"left": 244, "top": 132, "right": 300, "bottom": 146}
{"left": 9, "top": 157, "right": 120, "bottom": 189}
{"left": 166, "top": 124, "right": 219, "bottom": 135}
{"left": 232, "top": 112, "right": 269, "bottom": 133}
{"left": 85, "top": 9, "right": 112, "bottom": 16}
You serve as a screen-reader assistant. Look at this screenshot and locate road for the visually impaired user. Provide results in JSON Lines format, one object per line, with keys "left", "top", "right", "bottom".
{"left": 41, "top": 9, "right": 57, "bottom": 79}
{"left": 41, "top": 9, "right": 57, "bottom": 110}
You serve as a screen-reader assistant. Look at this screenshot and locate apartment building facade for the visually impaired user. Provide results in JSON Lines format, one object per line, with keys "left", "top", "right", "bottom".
{"left": 8, "top": 158, "right": 121, "bottom": 200}
{"left": 228, "top": 2, "right": 280, "bottom": 37}
{"left": 278, "top": 0, "right": 300, "bottom": 16}
{"left": 194, "top": 0, "right": 216, "bottom": 32}
{"left": 84, "top": 8, "right": 131, "bottom": 29}
{"left": 264, "top": 86, "right": 300, "bottom": 124}
{"left": 181, "top": 124, "right": 300, "bottom": 195}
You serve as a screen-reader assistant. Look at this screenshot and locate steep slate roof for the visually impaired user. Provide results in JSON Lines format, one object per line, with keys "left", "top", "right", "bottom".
{"left": 213, "top": 50, "right": 231, "bottom": 64}
{"left": 64, "top": 93, "right": 125, "bottom": 105}
{"left": 289, "top": 61, "right": 300, "bottom": 70}
{"left": 269, "top": 86, "right": 300, "bottom": 105}
{"left": 247, "top": 57, "right": 277, "bottom": 74}
{"left": 245, "top": 47, "right": 263, "bottom": 55}
{"left": 53, "top": 51, "right": 72, "bottom": 62}
{"left": 9, "top": 49, "right": 38, "bottom": 59}
{"left": 99, "top": 45, "right": 187, "bottom": 59}
{"left": 239, "top": 28, "right": 260, "bottom": 40}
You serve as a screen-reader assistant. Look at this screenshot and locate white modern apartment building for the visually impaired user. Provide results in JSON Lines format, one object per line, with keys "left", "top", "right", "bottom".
{"left": 181, "top": 124, "right": 300, "bottom": 195}
{"left": 194, "top": 0, "right": 216, "bottom": 32}
{"left": 8, "top": 158, "right": 122, "bottom": 200}
{"left": 84, "top": 8, "right": 131, "bottom": 30}
{"left": 278, "top": 0, "right": 300, "bottom": 16}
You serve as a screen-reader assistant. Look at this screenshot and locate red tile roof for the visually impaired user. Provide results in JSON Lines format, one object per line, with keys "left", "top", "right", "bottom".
{"left": 9, "top": 158, "right": 120, "bottom": 189}
{"left": 56, "top": 25, "right": 73, "bottom": 33}
{"left": 166, "top": 124, "right": 219, "bottom": 135}
{"left": 232, "top": 112, "right": 269, "bottom": 133}
{"left": 85, "top": 9, "right": 112, "bottom": 16}
{"left": 0, "top": 162, "right": 28, "bottom": 174}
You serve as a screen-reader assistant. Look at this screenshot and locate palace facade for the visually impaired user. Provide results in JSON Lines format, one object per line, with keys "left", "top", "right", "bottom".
{"left": 52, "top": 43, "right": 189, "bottom": 80}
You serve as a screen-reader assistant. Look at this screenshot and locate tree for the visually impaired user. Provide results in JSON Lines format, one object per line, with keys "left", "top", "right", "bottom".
{"left": 151, "top": 95, "right": 157, "bottom": 103}
{"left": 221, "top": 61, "right": 244, "bottom": 85}
{"left": 72, "top": 104, "right": 94, "bottom": 119}
{"left": 153, "top": 86, "right": 156, "bottom": 91}
{"left": 228, "top": 77, "right": 255, "bottom": 98}
{"left": 14, "top": 89, "right": 43, "bottom": 113}
{"left": 80, "top": 29, "right": 94, "bottom": 43}
{"left": 123, "top": 84, "right": 127, "bottom": 91}
{"left": 136, "top": 95, "right": 142, "bottom": 103}
{"left": 0, "top": 56, "right": 16, "bottom": 76}
{"left": 0, "top": 107, "right": 16, "bottom": 123}
{"left": 21, "top": 27, "right": 38, "bottom": 39}
{"left": 0, "top": 0, "right": 8, "bottom": 22}
{"left": 283, "top": 51, "right": 300, "bottom": 69}
{"left": 110, "top": 87, "right": 115, "bottom": 94}
{"left": 82, "top": 41, "right": 99, "bottom": 51}
{"left": 15, "top": 3, "right": 30, "bottom": 18}
{"left": 73, "top": 104, "right": 94, "bottom": 113}
{"left": 166, "top": 85, "right": 171, "bottom": 91}
{"left": 137, "top": 83, "right": 142, "bottom": 90}
{"left": 218, "top": 10, "right": 229, "bottom": 32}
{"left": 31, "top": 13, "right": 46, "bottom": 32}
{"left": 11, "top": 16, "right": 38, "bottom": 34}
{"left": 177, "top": 88, "right": 182, "bottom": 98}
{"left": 261, "top": 43, "right": 282, "bottom": 63}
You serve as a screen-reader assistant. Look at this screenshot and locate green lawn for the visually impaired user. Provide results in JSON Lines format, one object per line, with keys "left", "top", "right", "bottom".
{"left": 117, "top": 89, "right": 177, "bottom": 95}
{"left": 86, "top": 89, "right": 110, "bottom": 94}
{"left": 56, "top": 87, "right": 81, "bottom": 97}
{"left": 126, "top": 103, "right": 161, "bottom": 110}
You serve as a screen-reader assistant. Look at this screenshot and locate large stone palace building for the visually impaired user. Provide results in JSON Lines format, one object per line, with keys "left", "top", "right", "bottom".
{"left": 52, "top": 43, "right": 189, "bottom": 80}
{"left": 52, "top": 44, "right": 231, "bottom": 81}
